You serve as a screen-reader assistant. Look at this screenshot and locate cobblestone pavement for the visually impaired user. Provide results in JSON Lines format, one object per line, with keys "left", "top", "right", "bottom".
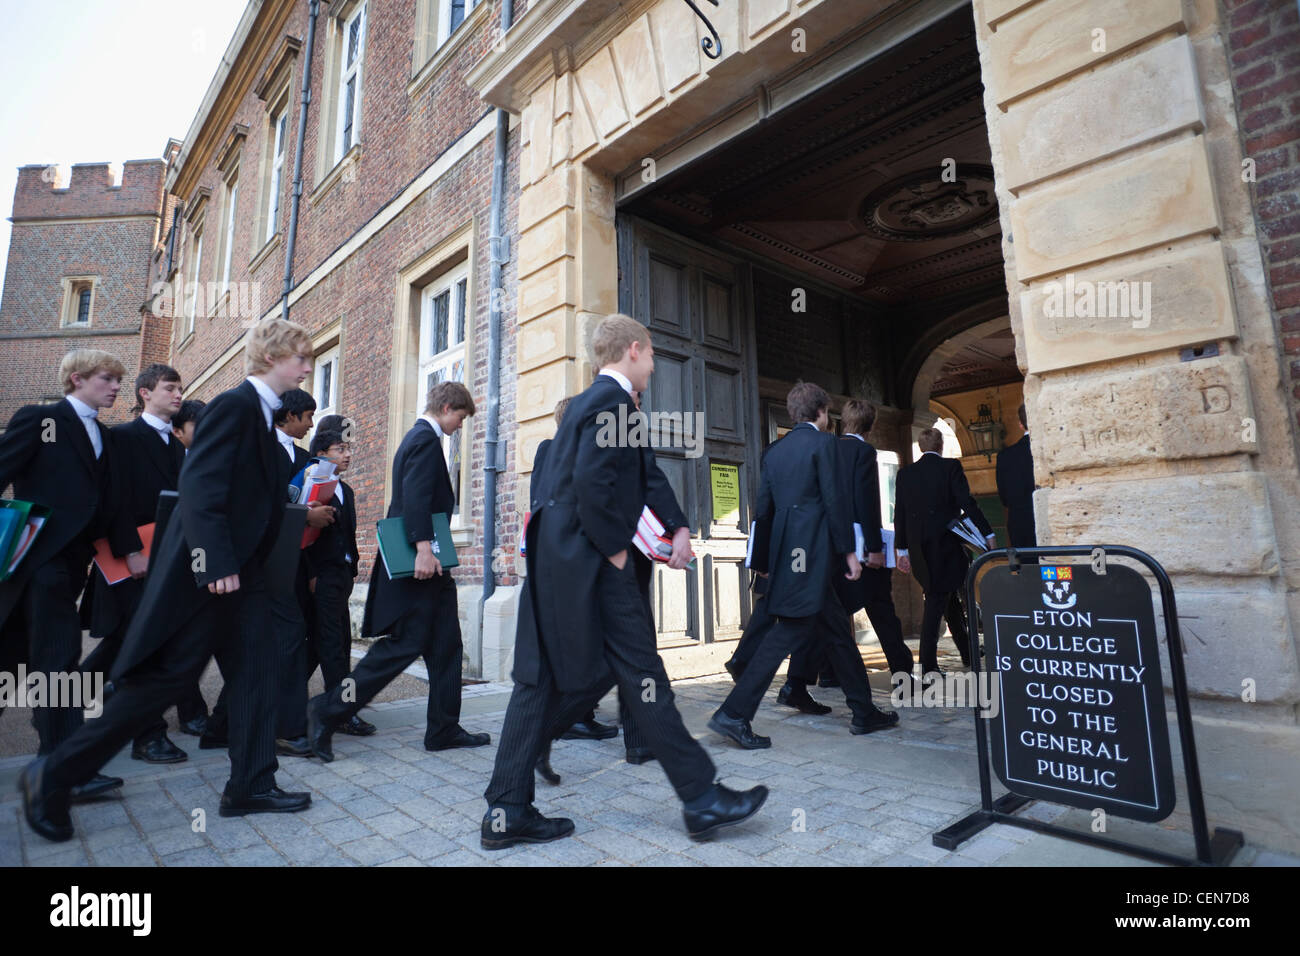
{"left": 1, "top": 675, "right": 1295, "bottom": 867}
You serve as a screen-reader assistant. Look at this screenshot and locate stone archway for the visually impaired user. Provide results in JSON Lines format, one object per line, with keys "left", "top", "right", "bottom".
{"left": 909, "top": 313, "right": 1013, "bottom": 421}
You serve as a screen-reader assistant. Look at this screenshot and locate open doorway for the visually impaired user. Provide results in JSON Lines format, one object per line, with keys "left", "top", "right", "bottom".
{"left": 615, "top": 3, "right": 1017, "bottom": 668}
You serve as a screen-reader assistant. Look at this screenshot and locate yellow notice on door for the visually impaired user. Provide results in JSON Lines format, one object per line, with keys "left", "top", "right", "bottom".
{"left": 710, "top": 463, "right": 740, "bottom": 524}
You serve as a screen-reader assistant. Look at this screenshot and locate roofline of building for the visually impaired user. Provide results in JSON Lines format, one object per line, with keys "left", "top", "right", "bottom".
{"left": 167, "top": 0, "right": 295, "bottom": 199}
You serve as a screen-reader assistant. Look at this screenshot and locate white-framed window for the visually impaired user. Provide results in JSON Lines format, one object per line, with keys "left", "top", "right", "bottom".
{"left": 184, "top": 228, "right": 203, "bottom": 336}
{"left": 440, "top": 0, "right": 478, "bottom": 45}
{"left": 60, "top": 277, "right": 97, "bottom": 327}
{"left": 335, "top": 2, "right": 367, "bottom": 163}
{"left": 219, "top": 170, "right": 239, "bottom": 292}
{"left": 313, "top": 345, "right": 340, "bottom": 421}
{"left": 414, "top": 0, "right": 481, "bottom": 70}
{"left": 418, "top": 264, "right": 469, "bottom": 519}
{"left": 73, "top": 282, "right": 92, "bottom": 326}
{"left": 265, "top": 106, "right": 288, "bottom": 243}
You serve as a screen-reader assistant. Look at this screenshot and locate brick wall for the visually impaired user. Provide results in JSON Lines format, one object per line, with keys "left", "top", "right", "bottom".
{"left": 1224, "top": 0, "right": 1300, "bottom": 435}
{"left": 166, "top": 0, "right": 523, "bottom": 591}
{"left": 0, "top": 160, "right": 166, "bottom": 428}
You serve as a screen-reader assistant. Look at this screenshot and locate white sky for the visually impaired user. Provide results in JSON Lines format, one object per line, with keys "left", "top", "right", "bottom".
{"left": 0, "top": 0, "right": 250, "bottom": 305}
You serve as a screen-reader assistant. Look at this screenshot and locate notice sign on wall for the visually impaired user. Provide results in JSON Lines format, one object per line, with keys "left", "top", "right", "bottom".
{"left": 710, "top": 463, "right": 740, "bottom": 524}
{"left": 982, "top": 562, "right": 1176, "bottom": 822}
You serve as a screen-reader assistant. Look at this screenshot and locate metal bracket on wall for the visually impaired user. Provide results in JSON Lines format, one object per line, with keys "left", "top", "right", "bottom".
{"left": 682, "top": 0, "right": 723, "bottom": 60}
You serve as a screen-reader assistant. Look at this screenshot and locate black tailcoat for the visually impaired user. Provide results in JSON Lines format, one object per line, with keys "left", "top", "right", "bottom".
{"left": 894, "top": 453, "right": 992, "bottom": 595}
{"left": 747, "top": 422, "right": 852, "bottom": 618}
{"left": 362, "top": 420, "right": 455, "bottom": 636}
{"left": 111, "top": 381, "right": 285, "bottom": 679}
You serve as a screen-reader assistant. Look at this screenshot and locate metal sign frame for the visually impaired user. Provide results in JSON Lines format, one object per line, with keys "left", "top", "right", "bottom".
{"left": 933, "top": 544, "right": 1244, "bottom": 867}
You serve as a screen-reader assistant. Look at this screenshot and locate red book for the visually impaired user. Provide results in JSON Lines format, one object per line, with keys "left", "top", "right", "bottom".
{"left": 93, "top": 523, "right": 155, "bottom": 585}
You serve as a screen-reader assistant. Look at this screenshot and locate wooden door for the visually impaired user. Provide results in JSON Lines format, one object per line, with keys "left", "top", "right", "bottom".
{"left": 618, "top": 215, "right": 761, "bottom": 651}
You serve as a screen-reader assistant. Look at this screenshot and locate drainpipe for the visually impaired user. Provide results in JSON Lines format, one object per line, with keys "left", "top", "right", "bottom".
{"left": 482, "top": 0, "right": 515, "bottom": 603}
{"left": 281, "top": 0, "right": 321, "bottom": 320}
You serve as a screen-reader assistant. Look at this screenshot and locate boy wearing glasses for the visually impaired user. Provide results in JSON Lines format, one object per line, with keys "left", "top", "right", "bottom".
{"left": 303, "top": 415, "right": 373, "bottom": 736}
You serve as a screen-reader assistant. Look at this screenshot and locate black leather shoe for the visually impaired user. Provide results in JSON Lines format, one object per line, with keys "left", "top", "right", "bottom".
{"left": 684, "top": 783, "right": 769, "bottom": 841}
{"left": 198, "top": 730, "right": 228, "bottom": 750}
{"left": 276, "top": 736, "right": 312, "bottom": 757}
{"left": 426, "top": 727, "right": 490, "bottom": 751}
{"left": 560, "top": 718, "right": 618, "bottom": 741}
{"left": 707, "top": 709, "right": 771, "bottom": 749}
{"left": 219, "top": 786, "right": 311, "bottom": 817}
{"left": 776, "top": 683, "right": 832, "bottom": 715}
{"left": 132, "top": 734, "right": 188, "bottom": 764}
{"left": 338, "top": 714, "right": 377, "bottom": 736}
{"left": 19, "top": 757, "right": 73, "bottom": 842}
{"left": 70, "top": 773, "right": 124, "bottom": 803}
{"left": 481, "top": 805, "right": 575, "bottom": 850}
{"left": 850, "top": 709, "right": 900, "bottom": 735}
{"left": 178, "top": 716, "right": 208, "bottom": 737}
{"left": 535, "top": 741, "right": 560, "bottom": 785}
{"left": 625, "top": 747, "right": 656, "bottom": 765}
{"left": 307, "top": 694, "right": 335, "bottom": 763}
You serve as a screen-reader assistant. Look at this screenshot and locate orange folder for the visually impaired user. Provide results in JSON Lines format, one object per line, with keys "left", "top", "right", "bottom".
{"left": 92, "top": 523, "right": 155, "bottom": 585}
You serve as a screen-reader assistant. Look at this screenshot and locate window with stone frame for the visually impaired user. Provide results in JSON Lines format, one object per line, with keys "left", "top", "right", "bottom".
{"left": 218, "top": 165, "right": 240, "bottom": 293}
{"left": 418, "top": 262, "right": 469, "bottom": 523}
{"left": 335, "top": 2, "right": 367, "bottom": 163}
{"left": 413, "top": 0, "right": 481, "bottom": 68}
{"left": 183, "top": 224, "right": 204, "bottom": 339}
{"left": 60, "top": 277, "right": 97, "bottom": 327}
{"left": 264, "top": 97, "right": 289, "bottom": 245}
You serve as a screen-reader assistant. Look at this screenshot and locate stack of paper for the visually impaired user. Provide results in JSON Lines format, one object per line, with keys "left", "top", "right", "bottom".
{"left": 852, "top": 523, "right": 898, "bottom": 569}
{"left": 633, "top": 506, "right": 695, "bottom": 568}
{"left": 949, "top": 515, "right": 992, "bottom": 553}
{"left": 292, "top": 458, "right": 339, "bottom": 548}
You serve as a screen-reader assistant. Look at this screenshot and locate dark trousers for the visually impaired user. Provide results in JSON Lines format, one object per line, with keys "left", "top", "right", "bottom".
{"left": 319, "top": 574, "right": 462, "bottom": 746}
{"left": 788, "top": 568, "right": 914, "bottom": 681}
{"left": 16, "top": 552, "right": 90, "bottom": 755}
{"left": 272, "top": 583, "right": 310, "bottom": 740}
{"left": 729, "top": 590, "right": 775, "bottom": 675}
{"left": 80, "top": 577, "right": 208, "bottom": 746}
{"left": 487, "top": 558, "right": 714, "bottom": 808}
{"left": 45, "top": 566, "right": 280, "bottom": 799}
{"left": 920, "top": 589, "right": 971, "bottom": 673}
{"left": 309, "top": 565, "right": 354, "bottom": 694}
{"left": 562, "top": 554, "right": 653, "bottom": 750}
{"left": 723, "top": 582, "right": 877, "bottom": 723}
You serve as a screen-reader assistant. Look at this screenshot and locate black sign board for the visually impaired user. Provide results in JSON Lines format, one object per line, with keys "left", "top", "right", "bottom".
{"left": 932, "top": 545, "right": 1244, "bottom": 866}
{"left": 982, "top": 562, "right": 1175, "bottom": 822}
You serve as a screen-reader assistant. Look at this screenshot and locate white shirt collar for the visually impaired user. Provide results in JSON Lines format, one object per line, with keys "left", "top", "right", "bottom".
{"left": 599, "top": 368, "right": 634, "bottom": 396}
{"left": 67, "top": 395, "right": 97, "bottom": 419}
{"left": 141, "top": 411, "right": 171, "bottom": 442}
{"left": 921, "top": 450, "right": 941, "bottom": 458}
{"left": 797, "top": 420, "right": 819, "bottom": 432}
{"left": 418, "top": 414, "right": 445, "bottom": 438}
{"left": 246, "top": 376, "right": 281, "bottom": 430}
{"left": 276, "top": 427, "right": 298, "bottom": 460}
{"left": 848, "top": 432, "right": 866, "bottom": 442}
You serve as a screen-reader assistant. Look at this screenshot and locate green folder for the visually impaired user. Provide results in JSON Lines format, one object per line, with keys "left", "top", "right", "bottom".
{"left": 375, "top": 513, "right": 458, "bottom": 579}
{"left": 0, "top": 500, "right": 52, "bottom": 582}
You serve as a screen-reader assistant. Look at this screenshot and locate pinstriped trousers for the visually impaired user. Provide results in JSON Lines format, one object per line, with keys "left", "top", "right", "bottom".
{"left": 486, "top": 557, "right": 715, "bottom": 808}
